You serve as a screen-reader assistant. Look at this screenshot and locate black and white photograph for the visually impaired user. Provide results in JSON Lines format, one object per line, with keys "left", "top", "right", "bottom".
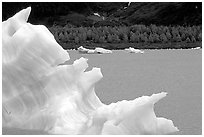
{"left": 2, "top": 1, "right": 202, "bottom": 135}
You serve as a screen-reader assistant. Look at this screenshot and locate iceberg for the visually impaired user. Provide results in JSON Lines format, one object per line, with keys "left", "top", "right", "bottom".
{"left": 78, "top": 46, "right": 112, "bottom": 54}
{"left": 87, "top": 49, "right": 96, "bottom": 54}
{"left": 192, "top": 47, "right": 201, "bottom": 50}
{"left": 2, "top": 7, "right": 179, "bottom": 135}
{"left": 125, "top": 47, "right": 144, "bottom": 54}
{"left": 78, "top": 46, "right": 91, "bottom": 53}
{"left": 78, "top": 46, "right": 96, "bottom": 54}
{"left": 95, "top": 47, "right": 112, "bottom": 54}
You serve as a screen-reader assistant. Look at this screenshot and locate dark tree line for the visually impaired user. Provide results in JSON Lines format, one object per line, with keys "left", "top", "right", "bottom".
{"left": 49, "top": 24, "right": 202, "bottom": 49}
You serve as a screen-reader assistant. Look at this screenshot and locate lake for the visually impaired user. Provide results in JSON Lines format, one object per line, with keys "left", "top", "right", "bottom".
{"left": 3, "top": 49, "right": 202, "bottom": 135}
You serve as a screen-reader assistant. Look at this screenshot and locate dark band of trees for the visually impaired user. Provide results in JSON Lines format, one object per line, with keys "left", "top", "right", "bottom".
{"left": 49, "top": 24, "right": 202, "bottom": 49}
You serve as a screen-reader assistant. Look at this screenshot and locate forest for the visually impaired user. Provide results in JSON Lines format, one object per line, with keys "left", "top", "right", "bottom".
{"left": 49, "top": 24, "right": 202, "bottom": 49}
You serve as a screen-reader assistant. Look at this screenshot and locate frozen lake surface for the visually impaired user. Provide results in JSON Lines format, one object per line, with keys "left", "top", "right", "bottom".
{"left": 3, "top": 49, "right": 202, "bottom": 135}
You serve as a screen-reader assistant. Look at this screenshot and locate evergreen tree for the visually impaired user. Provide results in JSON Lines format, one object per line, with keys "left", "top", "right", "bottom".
{"left": 140, "top": 34, "right": 148, "bottom": 43}
{"left": 172, "top": 34, "right": 182, "bottom": 42}
{"left": 160, "top": 33, "right": 168, "bottom": 43}
{"left": 112, "top": 34, "right": 120, "bottom": 43}
{"left": 191, "top": 36, "right": 196, "bottom": 42}
{"left": 176, "top": 34, "right": 182, "bottom": 42}
{"left": 181, "top": 33, "right": 186, "bottom": 41}
{"left": 58, "top": 32, "right": 64, "bottom": 40}
{"left": 107, "top": 34, "right": 113, "bottom": 43}
{"left": 87, "top": 30, "right": 92, "bottom": 40}
{"left": 75, "top": 36, "right": 80, "bottom": 44}
{"left": 198, "top": 32, "right": 202, "bottom": 41}
{"left": 82, "top": 32, "right": 87, "bottom": 41}
{"left": 150, "top": 24, "right": 157, "bottom": 34}
{"left": 64, "top": 31, "right": 69, "bottom": 38}
{"left": 152, "top": 33, "right": 160, "bottom": 43}
{"left": 130, "top": 33, "right": 140, "bottom": 43}
{"left": 93, "top": 34, "right": 100, "bottom": 43}
{"left": 98, "top": 36, "right": 106, "bottom": 43}
{"left": 54, "top": 32, "right": 59, "bottom": 41}
{"left": 123, "top": 34, "right": 129, "bottom": 43}
{"left": 166, "top": 31, "right": 172, "bottom": 40}
{"left": 186, "top": 37, "right": 191, "bottom": 43}
{"left": 130, "top": 32, "right": 135, "bottom": 43}
{"left": 148, "top": 33, "right": 154, "bottom": 43}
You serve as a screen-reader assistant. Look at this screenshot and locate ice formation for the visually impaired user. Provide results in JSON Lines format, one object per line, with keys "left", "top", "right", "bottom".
{"left": 125, "top": 47, "right": 144, "bottom": 54}
{"left": 94, "top": 13, "right": 100, "bottom": 17}
{"left": 78, "top": 46, "right": 90, "bottom": 53}
{"left": 95, "top": 47, "right": 112, "bottom": 54}
{"left": 2, "top": 7, "right": 179, "bottom": 135}
{"left": 78, "top": 46, "right": 112, "bottom": 54}
{"left": 192, "top": 47, "right": 201, "bottom": 50}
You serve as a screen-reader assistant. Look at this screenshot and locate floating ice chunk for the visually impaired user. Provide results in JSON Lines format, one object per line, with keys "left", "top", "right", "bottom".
{"left": 87, "top": 49, "right": 96, "bottom": 54}
{"left": 2, "top": 7, "right": 178, "bottom": 135}
{"left": 192, "top": 47, "right": 201, "bottom": 50}
{"left": 78, "top": 46, "right": 112, "bottom": 54}
{"left": 125, "top": 47, "right": 144, "bottom": 53}
{"left": 78, "top": 46, "right": 96, "bottom": 54}
{"left": 77, "top": 46, "right": 90, "bottom": 53}
{"left": 95, "top": 47, "right": 112, "bottom": 54}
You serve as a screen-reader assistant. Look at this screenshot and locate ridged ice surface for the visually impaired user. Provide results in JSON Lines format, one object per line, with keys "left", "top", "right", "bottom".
{"left": 2, "top": 7, "right": 179, "bottom": 134}
{"left": 78, "top": 46, "right": 112, "bottom": 54}
{"left": 124, "top": 47, "right": 144, "bottom": 53}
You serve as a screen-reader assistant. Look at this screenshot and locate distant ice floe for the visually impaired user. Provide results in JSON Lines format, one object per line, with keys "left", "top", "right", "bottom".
{"left": 164, "top": 47, "right": 202, "bottom": 50}
{"left": 78, "top": 46, "right": 90, "bottom": 53}
{"left": 95, "top": 47, "right": 113, "bottom": 54}
{"left": 192, "top": 47, "right": 201, "bottom": 50}
{"left": 125, "top": 47, "right": 144, "bottom": 54}
{"left": 78, "top": 46, "right": 112, "bottom": 54}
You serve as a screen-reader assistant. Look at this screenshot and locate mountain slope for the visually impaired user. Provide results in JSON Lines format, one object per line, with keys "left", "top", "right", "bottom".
{"left": 2, "top": 2, "right": 202, "bottom": 26}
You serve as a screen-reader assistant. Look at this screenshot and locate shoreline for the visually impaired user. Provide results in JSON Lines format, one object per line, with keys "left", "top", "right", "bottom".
{"left": 60, "top": 42, "right": 202, "bottom": 50}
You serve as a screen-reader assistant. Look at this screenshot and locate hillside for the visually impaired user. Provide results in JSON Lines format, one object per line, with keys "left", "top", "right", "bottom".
{"left": 2, "top": 2, "right": 202, "bottom": 27}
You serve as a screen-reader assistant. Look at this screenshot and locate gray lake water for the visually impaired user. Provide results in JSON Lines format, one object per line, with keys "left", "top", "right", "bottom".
{"left": 3, "top": 49, "right": 202, "bottom": 135}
